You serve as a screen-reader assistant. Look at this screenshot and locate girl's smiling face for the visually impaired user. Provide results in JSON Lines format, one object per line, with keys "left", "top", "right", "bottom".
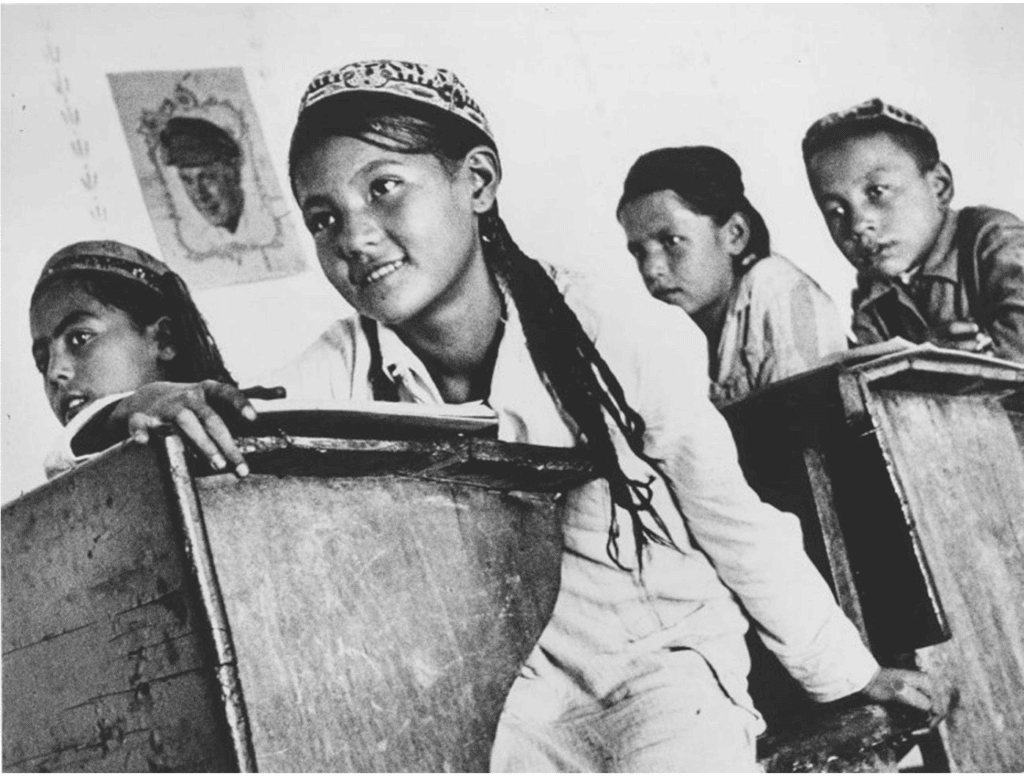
{"left": 293, "top": 135, "right": 495, "bottom": 332}
{"left": 30, "top": 280, "right": 172, "bottom": 425}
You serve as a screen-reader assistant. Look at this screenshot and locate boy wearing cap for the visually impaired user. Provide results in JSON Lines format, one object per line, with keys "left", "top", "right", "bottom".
{"left": 803, "top": 98, "right": 1024, "bottom": 362}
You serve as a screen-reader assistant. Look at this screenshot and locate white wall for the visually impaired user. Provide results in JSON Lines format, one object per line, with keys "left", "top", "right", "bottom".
{"left": 3, "top": 4, "right": 1023, "bottom": 503}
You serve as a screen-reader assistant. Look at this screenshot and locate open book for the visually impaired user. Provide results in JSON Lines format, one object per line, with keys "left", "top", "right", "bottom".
{"left": 818, "top": 337, "right": 1024, "bottom": 373}
{"left": 241, "top": 397, "right": 500, "bottom": 440}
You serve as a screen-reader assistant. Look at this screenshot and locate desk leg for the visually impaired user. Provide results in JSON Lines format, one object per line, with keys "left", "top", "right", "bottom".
{"left": 803, "top": 446, "right": 869, "bottom": 643}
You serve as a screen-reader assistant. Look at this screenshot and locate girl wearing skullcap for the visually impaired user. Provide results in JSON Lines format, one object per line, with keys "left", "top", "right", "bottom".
{"left": 618, "top": 146, "right": 848, "bottom": 404}
{"left": 94, "top": 60, "right": 947, "bottom": 770}
{"left": 30, "top": 240, "right": 233, "bottom": 478}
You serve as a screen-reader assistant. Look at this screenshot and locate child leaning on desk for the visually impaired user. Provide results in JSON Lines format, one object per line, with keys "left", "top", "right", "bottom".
{"left": 616, "top": 145, "right": 848, "bottom": 406}
{"left": 79, "top": 61, "right": 950, "bottom": 771}
{"left": 803, "top": 97, "right": 1024, "bottom": 362}
{"left": 29, "top": 240, "right": 236, "bottom": 479}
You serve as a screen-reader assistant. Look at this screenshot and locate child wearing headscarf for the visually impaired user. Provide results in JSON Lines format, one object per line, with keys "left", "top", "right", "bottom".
{"left": 29, "top": 239, "right": 234, "bottom": 478}
{"left": 618, "top": 146, "right": 848, "bottom": 405}
{"left": 78, "top": 61, "right": 947, "bottom": 771}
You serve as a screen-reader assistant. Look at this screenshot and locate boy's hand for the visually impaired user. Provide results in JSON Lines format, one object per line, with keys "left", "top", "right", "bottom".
{"left": 860, "top": 667, "right": 952, "bottom": 719}
{"left": 930, "top": 321, "right": 994, "bottom": 354}
{"left": 112, "top": 380, "right": 257, "bottom": 476}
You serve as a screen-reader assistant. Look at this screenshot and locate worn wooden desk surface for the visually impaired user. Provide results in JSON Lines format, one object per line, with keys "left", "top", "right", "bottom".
{"left": 3, "top": 431, "right": 592, "bottom": 772}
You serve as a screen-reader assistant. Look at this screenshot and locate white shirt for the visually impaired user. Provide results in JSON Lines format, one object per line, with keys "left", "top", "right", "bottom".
{"left": 266, "top": 263, "right": 879, "bottom": 718}
{"left": 44, "top": 392, "right": 132, "bottom": 480}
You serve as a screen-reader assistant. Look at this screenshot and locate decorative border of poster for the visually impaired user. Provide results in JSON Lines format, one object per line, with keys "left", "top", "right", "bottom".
{"left": 108, "top": 67, "right": 306, "bottom": 290}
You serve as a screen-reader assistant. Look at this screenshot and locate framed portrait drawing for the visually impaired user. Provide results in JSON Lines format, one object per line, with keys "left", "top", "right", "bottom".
{"left": 108, "top": 67, "right": 307, "bottom": 289}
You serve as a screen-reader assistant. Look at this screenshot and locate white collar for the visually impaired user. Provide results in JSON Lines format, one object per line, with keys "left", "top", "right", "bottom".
{"left": 374, "top": 273, "right": 518, "bottom": 407}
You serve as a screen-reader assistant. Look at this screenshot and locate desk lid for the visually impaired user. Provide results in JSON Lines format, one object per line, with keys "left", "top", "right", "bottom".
{"left": 242, "top": 399, "right": 499, "bottom": 440}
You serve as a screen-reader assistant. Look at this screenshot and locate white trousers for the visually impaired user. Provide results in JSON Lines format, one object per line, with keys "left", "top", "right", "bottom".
{"left": 490, "top": 647, "right": 761, "bottom": 773}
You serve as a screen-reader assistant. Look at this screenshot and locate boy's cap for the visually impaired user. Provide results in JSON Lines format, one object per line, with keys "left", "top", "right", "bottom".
{"left": 802, "top": 97, "right": 939, "bottom": 163}
{"left": 297, "top": 59, "right": 494, "bottom": 144}
{"left": 34, "top": 240, "right": 172, "bottom": 302}
{"left": 160, "top": 117, "right": 241, "bottom": 167}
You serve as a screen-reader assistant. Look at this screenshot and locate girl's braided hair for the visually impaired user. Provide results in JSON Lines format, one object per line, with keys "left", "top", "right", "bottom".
{"left": 289, "top": 96, "right": 678, "bottom": 568}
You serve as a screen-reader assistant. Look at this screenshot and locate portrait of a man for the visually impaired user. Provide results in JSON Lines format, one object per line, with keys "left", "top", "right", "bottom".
{"left": 108, "top": 67, "right": 307, "bottom": 290}
{"left": 159, "top": 117, "right": 245, "bottom": 234}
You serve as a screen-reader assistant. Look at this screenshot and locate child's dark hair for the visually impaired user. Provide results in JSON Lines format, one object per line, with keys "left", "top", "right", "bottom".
{"left": 290, "top": 97, "right": 677, "bottom": 568}
{"left": 617, "top": 146, "right": 771, "bottom": 272}
{"left": 31, "top": 250, "right": 235, "bottom": 386}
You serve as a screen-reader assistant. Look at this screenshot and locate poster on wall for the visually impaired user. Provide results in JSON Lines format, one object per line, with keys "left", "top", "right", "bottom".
{"left": 108, "top": 67, "right": 307, "bottom": 290}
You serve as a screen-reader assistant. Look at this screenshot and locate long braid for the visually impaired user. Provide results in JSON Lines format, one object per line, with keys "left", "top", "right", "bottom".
{"left": 157, "top": 272, "right": 237, "bottom": 386}
{"left": 480, "top": 208, "right": 679, "bottom": 569}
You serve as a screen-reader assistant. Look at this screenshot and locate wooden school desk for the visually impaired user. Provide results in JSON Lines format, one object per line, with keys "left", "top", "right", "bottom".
{"left": 2, "top": 418, "right": 592, "bottom": 772}
{"left": 721, "top": 349, "right": 1024, "bottom": 772}
{"left": 6, "top": 350, "right": 1022, "bottom": 772}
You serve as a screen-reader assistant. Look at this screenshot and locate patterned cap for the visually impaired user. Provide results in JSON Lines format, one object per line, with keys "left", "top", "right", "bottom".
{"left": 297, "top": 59, "right": 493, "bottom": 143}
{"left": 33, "top": 240, "right": 172, "bottom": 302}
{"left": 802, "top": 97, "right": 938, "bottom": 163}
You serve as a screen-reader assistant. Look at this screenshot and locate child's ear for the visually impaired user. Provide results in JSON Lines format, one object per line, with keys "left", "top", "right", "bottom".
{"left": 464, "top": 145, "right": 501, "bottom": 214}
{"left": 148, "top": 316, "right": 178, "bottom": 364}
{"left": 927, "top": 160, "right": 954, "bottom": 207}
{"left": 720, "top": 211, "right": 752, "bottom": 259}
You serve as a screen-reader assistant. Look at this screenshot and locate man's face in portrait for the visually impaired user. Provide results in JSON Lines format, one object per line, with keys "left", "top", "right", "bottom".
{"left": 176, "top": 159, "right": 244, "bottom": 233}
{"left": 160, "top": 116, "right": 246, "bottom": 234}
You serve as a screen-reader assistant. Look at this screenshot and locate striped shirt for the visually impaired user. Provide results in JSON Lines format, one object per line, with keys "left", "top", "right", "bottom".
{"left": 712, "top": 253, "right": 847, "bottom": 405}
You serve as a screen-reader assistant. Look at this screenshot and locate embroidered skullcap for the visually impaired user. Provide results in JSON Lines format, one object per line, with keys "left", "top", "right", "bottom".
{"left": 160, "top": 116, "right": 241, "bottom": 167}
{"left": 802, "top": 97, "right": 939, "bottom": 164}
{"left": 297, "top": 59, "right": 494, "bottom": 144}
{"left": 33, "top": 240, "right": 173, "bottom": 304}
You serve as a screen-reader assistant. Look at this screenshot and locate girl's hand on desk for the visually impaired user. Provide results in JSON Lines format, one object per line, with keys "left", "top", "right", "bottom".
{"left": 112, "top": 380, "right": 257, "bottom": 476}
{"left": 861, "top": 666, "right": 952, "bottom": 719}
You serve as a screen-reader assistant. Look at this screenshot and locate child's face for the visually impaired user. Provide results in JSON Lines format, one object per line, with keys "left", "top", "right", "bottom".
{"left": 807, "top": 132, "right": 952, "bottom": 280}
{"left": 30, "top": 281, "right": 169, "bottom": 425}
{"left": 293, "top": 135, "right": 490, "bottom": 331}
{"left": 618, "top": 190, "right": 738, "bottom": 322}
